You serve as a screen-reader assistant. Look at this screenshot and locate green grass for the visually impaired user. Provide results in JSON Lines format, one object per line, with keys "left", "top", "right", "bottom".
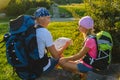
{"left": 0, "top": 16, "right": 15, "bottom": 23}
{"left": 0, "top": 17, "right": 9, "bottom": 23}
{"left": 0, "top": 21, "right": 84, "bottom": 80}
{"left": 48, "top": 21, "right": 84, "bottom": 56}
{"left": 59, "top": 3, "right": 87, "bottom": 18}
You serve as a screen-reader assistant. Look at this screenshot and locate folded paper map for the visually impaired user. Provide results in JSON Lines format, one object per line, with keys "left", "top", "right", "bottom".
{"left": 53, "top": 37, "right": 72, "bottom": 50}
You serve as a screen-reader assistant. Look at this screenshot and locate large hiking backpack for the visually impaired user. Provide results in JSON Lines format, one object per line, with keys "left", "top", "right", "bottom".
{"left": 4, "top": 15, "right": 49, "bottom": 80}
{"left": 83, "top": 31, "right": 113, "bottom": 71}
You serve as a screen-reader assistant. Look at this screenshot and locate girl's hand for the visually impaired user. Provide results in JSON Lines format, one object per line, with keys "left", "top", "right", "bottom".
{"left": 59, "top": 57, "right": 70, "bottom": 64}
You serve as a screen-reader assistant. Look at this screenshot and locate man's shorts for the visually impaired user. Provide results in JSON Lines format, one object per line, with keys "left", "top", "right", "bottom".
{"left": 43, "top": 57, "right": 58, "bottom": 73}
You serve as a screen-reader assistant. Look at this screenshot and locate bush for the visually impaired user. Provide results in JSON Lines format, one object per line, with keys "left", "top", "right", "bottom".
{"left": 25, "top": 8, "right": 37, "bottom": 16}
{"left": 5, "top": 0, "right": 52, "bottom": 16}
{"left": 86, "top": 1, "right": 120, "bottom": 31}
{"left": 5, "top": 3, "right": 26, "bottom": 16}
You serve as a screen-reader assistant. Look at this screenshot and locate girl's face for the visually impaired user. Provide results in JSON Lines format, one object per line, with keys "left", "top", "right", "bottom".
{"left": 78, "top": 25, "right": 88, "bottom": 33}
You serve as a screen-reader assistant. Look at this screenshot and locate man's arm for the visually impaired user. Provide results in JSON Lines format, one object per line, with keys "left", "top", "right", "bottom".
{"left": 47, "top": 41, "right": 71, "bottom": 59}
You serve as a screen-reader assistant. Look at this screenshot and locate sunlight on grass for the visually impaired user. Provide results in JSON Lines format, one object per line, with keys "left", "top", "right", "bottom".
{"left": 59, "top": 3, "right": 87, "bottom": 18}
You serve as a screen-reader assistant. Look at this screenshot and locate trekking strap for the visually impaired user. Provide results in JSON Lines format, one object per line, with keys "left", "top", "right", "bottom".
{"left": 89, "top": 49, "right": 111, "bottom": 65}
{"left": 96, "top": 50, "right": 110, "bottom": 60}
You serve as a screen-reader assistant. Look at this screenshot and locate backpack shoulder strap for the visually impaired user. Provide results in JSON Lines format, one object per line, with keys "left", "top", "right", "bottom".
{"left": 87, "top": 35, "right": 99, "bottom": 55}
{"left": 89, "top": 35, "right": 99, "bottom": 56}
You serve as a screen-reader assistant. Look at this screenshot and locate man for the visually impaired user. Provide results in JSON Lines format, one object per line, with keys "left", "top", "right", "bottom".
{"left": 34, "top": 7, "right": 71, "bottom": 73}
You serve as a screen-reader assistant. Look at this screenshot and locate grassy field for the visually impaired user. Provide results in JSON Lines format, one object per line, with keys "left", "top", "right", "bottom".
{"left": 59, "top": 3, "right": 87, "bottom": 18}
{"left": 0, "top": 20, "right": 84, "bottom": 80}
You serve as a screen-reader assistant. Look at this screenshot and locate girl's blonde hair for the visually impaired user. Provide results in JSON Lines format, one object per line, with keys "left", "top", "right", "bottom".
{"left": 87, "top": 28, "right": 95, "bottom": 36}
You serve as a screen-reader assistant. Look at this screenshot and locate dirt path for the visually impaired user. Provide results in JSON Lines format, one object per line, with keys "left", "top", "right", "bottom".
{"left": 51, "top": 18, "right": 77, "bottom": 22}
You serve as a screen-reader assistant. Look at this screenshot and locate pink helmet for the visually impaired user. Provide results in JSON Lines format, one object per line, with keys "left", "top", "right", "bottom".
{"left": 78, "top": 16, "right": 94, "bottom": 29}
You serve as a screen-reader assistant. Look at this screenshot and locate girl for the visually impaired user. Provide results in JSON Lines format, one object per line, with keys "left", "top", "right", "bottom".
{"left": 59, "top": 16, "right": 97, "bottom": 74}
